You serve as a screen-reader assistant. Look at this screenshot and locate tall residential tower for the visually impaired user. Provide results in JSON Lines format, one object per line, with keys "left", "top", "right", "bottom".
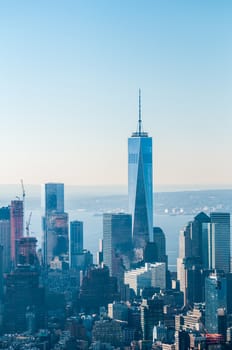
{"left": 128, "top": 90, "right": 153, "bottom": 255}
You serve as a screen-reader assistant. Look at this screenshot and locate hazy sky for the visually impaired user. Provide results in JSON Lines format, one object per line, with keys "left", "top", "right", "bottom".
{"left": 0, "top": 0, "right": 231, "bottom": 187}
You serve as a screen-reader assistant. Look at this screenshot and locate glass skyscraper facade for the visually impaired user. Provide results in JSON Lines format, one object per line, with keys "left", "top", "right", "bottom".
{"left": 42, "top": 183, "right": 68, "bottom": 266}
{"left": 202, "top": 212, "right": 230, "bottom": 273}
{"left": 103, "top": 213, "right": 132, "bottom": 276}
{"left": 69, "top": 220, "right": 84, "bottom": 268}
{"left": 128, "top": 92, "right": 153, "bottom": 252}
{"left": 43, "top": 183, "right": 64, "bottom": 214}
{"left": 210, "top": 212, "right": 230, "bottom": 273}
{"left": 205, "top": 272, "right": 227, "bottom": 333}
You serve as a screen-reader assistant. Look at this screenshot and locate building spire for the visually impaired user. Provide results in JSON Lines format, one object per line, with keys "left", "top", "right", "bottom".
{"left": 131, "top": 89, "right": 148, "bottom": 137}
{"left": 138, "top": 88, "right": 142, "bottom": 135}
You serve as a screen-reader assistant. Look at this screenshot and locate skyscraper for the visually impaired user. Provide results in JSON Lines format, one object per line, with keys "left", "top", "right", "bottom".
{"left": 43, "top": 183, "right": 64, "bottom": 214}
{"left": 0, "top": 206, "right": 11, "bottom": 273}
{"left": 177, "top": 212, "right": 211, "bottom": 306}
{"left": 42, "top": 183, "right": 68, "bottom": 267}
{"left": 4, "top": 265, "right": 45, "bottom": 333}
{"left": 10, "top": 200, "right": 24, "bottom": 264}
{"left": 46, "top": 212, "right": 69, "bottom": 263}
{"left": 202, "top": 212, "right": 231, "bottom": 273}
{"left": 209, "top": 212, "right": 230, "bottom": 273}
{"left": 128, "top": 90, "right": 153, "bottom": 254}
{"left": 153, "top": 227, "right": 168, "bottom": 264}
{"left": 69, "top": 220, "right": 84, "bottom": 268}
{"left": 205, "top": 272, "right": 227, "bottom": 334}
{"left": 103, "top": 213, "right": 132, "bottom": 278}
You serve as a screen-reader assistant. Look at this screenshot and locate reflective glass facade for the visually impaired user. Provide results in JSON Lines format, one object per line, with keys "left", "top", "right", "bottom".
{"left": 205, "top": 273, "right": 227, "bottom": 333}
{"left": 128, "top": 134, "right": 153, "bottom": 250}
{"left": 44, "top": 183, "right": 64, "bottom": 214}
{"left": 203, "top": 213, "right": 231, "bottom": 273}
{"left": 103, "top": 213, "right": 132, "bottom": 276}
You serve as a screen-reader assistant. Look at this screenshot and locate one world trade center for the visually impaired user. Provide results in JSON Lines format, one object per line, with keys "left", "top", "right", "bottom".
{"left": 128, "top": 90, "right": 153, "bottom": 258}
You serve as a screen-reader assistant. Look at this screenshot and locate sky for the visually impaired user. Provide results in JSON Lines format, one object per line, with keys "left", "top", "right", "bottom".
{"left": 0, "top": 0, "right": 232, "bottom": 188}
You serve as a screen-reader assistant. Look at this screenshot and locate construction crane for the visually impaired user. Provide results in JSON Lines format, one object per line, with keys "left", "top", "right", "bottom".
{"left": 20, "top": 179, "right": 25, "bottom": 206}
{"left": 26, "top": 212, "right": 32, "bottom": 237}
{"left": 20, "top": 179, "right": 26, "bottom": 235}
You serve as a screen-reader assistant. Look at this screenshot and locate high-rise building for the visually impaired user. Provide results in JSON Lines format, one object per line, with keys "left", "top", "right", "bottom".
{"left": 69, "top": 220, "right": 83, "bottom": 268}
{"left": 0, "top": 246, "right": 3, "bottom": 299}
{"left": 177, "top": 212, "right": 211, "bottom": 305}
{"left": 42, "top": 183, "right": 69, "bottom": 267}
{"left": 10, "top": 200, "right": 24, "bottom": 264}
{"left": 18, "top": 236, "right": 38, "bottom": 266}
{"left": 46, "top": 212, "right": 69, "bottom": 263}
{"left": 153, "top": 227, "right": 168, "bottom": 264}
{"left": 209, "top": 212, "right": 230, "bottom": 273}
{"left": 140, "top": 297, "right": 164, "bottom": 340}
{"left": 124, "top": 263, "right": 166, "bottom": 295}
{"left": 79, "top": 266, "right": 119, "bottom": 313}
{"left": 3, "top": 265, "right": 45, "bottom": 333}
{"left": 128, "top": 91, "right": 153, "bottom": 255}
{"left": 103, "top": 213, "right": 132, "bottom": 279}
{"left": 202, "top": 212, "right": 231, "bottom": 273}
{"left": 205, "top": 272, "right": 227, "bottom": 334}
{"left": 108, "top": 301, "right": 129, "bottom": 322}
{"left": 0, "top": 206, "right": 11, "bottom": 272}
{"left": 43, "top": 183, "right": 64, "bottom": 214}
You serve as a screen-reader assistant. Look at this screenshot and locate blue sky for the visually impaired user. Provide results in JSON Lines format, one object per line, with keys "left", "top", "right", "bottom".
{"left": 0, "top": 0, "right": 231, "bottom": 187}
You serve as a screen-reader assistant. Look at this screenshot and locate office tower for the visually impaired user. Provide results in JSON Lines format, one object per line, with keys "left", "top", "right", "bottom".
{"left": 69, "top": 220, "right": 83, "bottom": 268}
{"left": 92, "top": 319, "right": 123, "bottom": 348}
{"left": 0, "top": 246, "right": 3, "bottom": 299}
{"left": 177, "top": 212, "right": 211, "bottom": 305}
{"left": 79, "top": 266, "right": 119, "bottom": 313}
{"left": 69, "top": 249, "right": 93, "bottom": 271}
{"left": 103, "top": 213, "right": 132, "bottom": 278}
{"left": 128, "top": 91, "right": 153, "bottom": 255}
{"left": 44, "top": 183, "right": 64, "bottom": 214}
{"left": 46, "top": 212, "right": 69, "bottom": 263}
{"left": 108, "top": 301, "right": 129, "bottom": 322}
{"left": 43, "top": 183, "right": 69, "bottom": 267}
{"left": 175, "top": 330, "right": 190, "bottom": 350}
{"left": 124, "top": 263, "right": 166, "bottom": 295}
{"left": 10, "top": 200, "right": 24, "bottom": 264}
{"left": 153, "top": 227, "right": 168, "bottom": 264}
{"left": 0, "top": 206, "right": 11, "bottom": 272}
{"left": 177, "top": 222, "right": 192, "bottom": 296}
{"left": 97, "top": 238, "right": 103, "bottom": 265}
{"left": 18, "top": 236, "right": 38, "bottom": 266}
{"left": 209, "top": 212, "right": 230, "bottom": 273}
{"left": 143, "top": 242, "right": 157, "bottom": 263}
{"left": 190, "top": 212, "right": 210, "bottom": 263}
{"left": 3, "top": 265, "right": 45, "bottom": 333}
{"left": 140, "top": 297, "right": 164, "bottom": 340}
{"left": 205, "top": 272, "right": 227, "bottom": 334}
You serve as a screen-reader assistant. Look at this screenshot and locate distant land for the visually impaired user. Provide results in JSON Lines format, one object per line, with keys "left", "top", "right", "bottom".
{"left": 0, "top": 185, "right": 231, "bottom": 271}
{"left": 0, "top": 184, "right": 232, "bottom": 215}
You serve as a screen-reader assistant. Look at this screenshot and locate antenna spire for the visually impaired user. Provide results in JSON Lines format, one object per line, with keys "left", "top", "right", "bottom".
{"left": 138, "top": 89, "right": 142, "bottom": 135}
{"left": 132, "top": 89, "right": 148, "bottom": 137}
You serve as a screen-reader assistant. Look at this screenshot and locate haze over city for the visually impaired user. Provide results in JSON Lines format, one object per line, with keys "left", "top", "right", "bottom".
{"left": 1, "top": 0, "right": 231, "bottom": 187}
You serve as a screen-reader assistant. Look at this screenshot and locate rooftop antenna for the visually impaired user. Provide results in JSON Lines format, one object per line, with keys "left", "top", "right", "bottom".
{"left": 138, "top": 88, "right": 142, "bottom": 135}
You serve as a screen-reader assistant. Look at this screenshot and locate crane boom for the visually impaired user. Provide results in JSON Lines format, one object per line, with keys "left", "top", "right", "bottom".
{"left": 26, "top": 212, "right": 32, "bottom": 237}
{"left": 20, "top": 179, "right": 26, "bottom": 235}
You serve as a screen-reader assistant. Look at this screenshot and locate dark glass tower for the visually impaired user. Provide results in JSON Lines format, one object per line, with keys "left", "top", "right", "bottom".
{"left": 205, "top": 272, "right": 227, "bottom": 333}
{"left": 42, "top": 183, "right": 68, "bottom": 267}
{"left": 128, "top": 90, "right": 153, "bottom": 254}
{"left": 69, "top": 220, "right": 84, "bottom": 268}
{"left": 103, "top": 213, "right": 132, "bottom": 277}
{"left": 44, "top": 183, "right": 64, "bottom": 214}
